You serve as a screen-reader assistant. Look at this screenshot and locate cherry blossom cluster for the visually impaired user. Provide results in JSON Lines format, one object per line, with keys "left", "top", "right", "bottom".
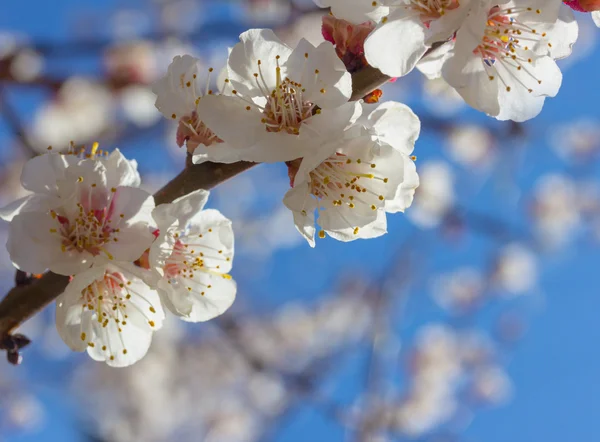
{"left": 317, "top": 0, "right": 580, "bottom": 122}
{"left": 1, "top": 146, "right": 236, "bottom": 367}
{"left": 153, "top": 29, "right": 421, "bottom": 245}
{"left": 150, "top": 0, "right": 587, "bottom": 246}
{"left": 0, "top": 0, "right": 593, "bottom": 369}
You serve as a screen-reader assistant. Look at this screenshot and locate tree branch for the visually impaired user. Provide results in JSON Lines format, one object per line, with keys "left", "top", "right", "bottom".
{"left": 0, "top": 63, "right": 393, "bottom": 355}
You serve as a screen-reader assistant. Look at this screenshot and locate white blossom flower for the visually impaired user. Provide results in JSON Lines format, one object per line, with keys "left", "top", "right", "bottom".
{"left": 3, "top": 149, "right": 155, "bottom": 275}
{"left": 193, "top": 28, "right": 358, "bottom": 164}
{"left": 593, "top": 11, "right": 600, "bottom": 25}
{"left": 283, "top": 101, "right": 420, "bottom": 246}
{"left": 441, "top": 0, "right": 578, "bottom": 121}
{"left": 55, "top": 263, "right": 164, "bottom": 367}
{"left": 312, "top": 0, "right": 390, "bottom": 24}
{"left": 364, "top": 0, "right": 473, "bottom": 78}
{"left": 492, "top": 243, "right": 537, "bottom": 295}
{"left": 150, "top": 190, "right": 236, "bottom": 322}
{"left": 152, "top": 55, "right": 223, "bottom": 152}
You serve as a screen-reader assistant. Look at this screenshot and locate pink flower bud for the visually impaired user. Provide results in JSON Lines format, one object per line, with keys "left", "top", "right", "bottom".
{"left": 322, "top": 15, "right": 375, "bottom": 73}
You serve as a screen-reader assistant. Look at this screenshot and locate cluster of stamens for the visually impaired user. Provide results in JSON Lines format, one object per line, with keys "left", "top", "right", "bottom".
{"left": 177, "top": 111, "right": 223, "bottom": 150}
{"left": 163, "top": 231, "right": 232, "bottom": 295}
{"left": 302, "top": 153, "right": 390, "bottom": 238}
{"left": 49, "top": 180, "right": 121, "bottom": 260}
{"left": 171, "top": 67, "right": 222, "bottom": 149}
{"left": 475, "top": 6, "right": 546, "bottom": 93}
{"left": 47, "top": 141, "right": 109, "bottom": 159}
{"left": 224, "top": 53, "right": 323, "bottom": 136}
{"left": 79, "top": 271, "right": 159, "bottom": 361}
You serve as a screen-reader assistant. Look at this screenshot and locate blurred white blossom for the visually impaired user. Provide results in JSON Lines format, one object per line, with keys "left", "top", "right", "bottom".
{"left": 492, "top": 244, "right": 538, "bottom": 296}
{"left": 531, "top": 174, "right": 581, "bottom": 247}
{"left": 32, "top": 78, "right": 114, "bottom": 151}
{"left": 408, "top": 161, "right": 455, "bottom": 228}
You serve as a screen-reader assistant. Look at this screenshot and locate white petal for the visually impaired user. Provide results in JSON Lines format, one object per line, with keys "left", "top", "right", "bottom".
{"left": 152, "top": 54, "right": 202, "bottom": 120}
{"left": 532, "top": 5, "right": 578, "bottom": 59}
{"left": 227, "top": 29, "right": 292, "bottom": 98}
{"left": 302, "top": 102, "right": 362, "bottom": 146}
{"left": 110, "top": 186, "right": 155, "bottom": 226}
{"left": 495, "top": 57, "right": 562, "bottom": 122}
{"left": 386, "top": 157, "right": 419, "bottom": 213}
{"left": 365, "top": 18, "right": 427, "bottom": 78}
{"left": 88, "top": 316, "right": 153, "bottom": 367}
{"left": 186, "top": 209, "right": 235, "bottom": 265}
{"left": 367, "top": 101, "right": 421, "bottom": 155}
{"left": 21, "top": 153, "right": 73, "bottom": 196}
{"left": 152, "top": 189, "right": 210, "bottom": 229}
{"left": 103, "top": 149, "right": 141, "bottom": 188}
{"left": 443, "top": 52, "right": 500, "bottom": 117}
{"left": 8, "top": 211, "right": 91, "bottom": 275}
{"left": 416, "top": 41, "right": 454, "bottom": 80}
{"left": 284, "top": 39, "right": 352, "bottom": 108}
{"left": 194, "top": 94, "right": 266, "bottom": 162}
{"left": 0, "top": 194, "right": 59, "bottom": 222}
{"left": 283, "top": 184, "right": 317, "bottom": 247}
{"left": 593, "top": 12, "right": 600, "bottom": 27}
{"left": 323, "top": 209, "right": 387, "bottom": 242}
{"left": 161, "top": 273, "right": 236, "bottom": 322}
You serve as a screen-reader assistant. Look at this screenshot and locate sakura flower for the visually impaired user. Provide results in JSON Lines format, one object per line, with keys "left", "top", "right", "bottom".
{"left": 4, "top": 148, "right": 155, "bottom": 275}
{"left": 152, "top": 55, "right": 222, "bottom": 153}
{"left": 150, "top": 190, "right": 236, "bottom": 322}
{"left": 55, "top": 263, "right": 164, "bottom": 367}
{"left": 313, "top": 0, "right": 390, "bottom": 24}
{"left": 364, "top": 0, "right": 473, "bottom": 78}
{"left": 283, "top": 101, "right": 420, "bottom": 246}
{"left": 193, "top": 29, "right": 358, "bottom": 164}
{"left": 441, "top": 0, "right": 578, "bottom": 122}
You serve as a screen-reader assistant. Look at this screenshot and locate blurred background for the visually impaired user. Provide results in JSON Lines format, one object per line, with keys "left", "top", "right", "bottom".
{"left": 0, "top": 0, "right": 599, "bottom": 441}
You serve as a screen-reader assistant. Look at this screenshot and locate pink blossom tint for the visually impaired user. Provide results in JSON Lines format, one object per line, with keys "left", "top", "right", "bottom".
{"left": 564, "top": 0, "right": 600, "bottom": 11}
{"left": 322, "top": 15, "right": 375, "bottom": 73}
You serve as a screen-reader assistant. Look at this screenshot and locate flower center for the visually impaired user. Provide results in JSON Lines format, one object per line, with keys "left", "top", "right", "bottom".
{"left": 474, "top": 6, "right": 546, "bottom": 93}
{"left": 49, "top": 186, "right": 121, "bottom": 259}
{"left": 262, "top": 78, "right": 315, "bottom": 134}
{"left": 223, "top": 55, "right": 320, "bottom": 136}
{"left": 78, "top": 271, "right": 159, "bottom": 359}
{"left": 301, "top": 153, "right": 391, "bottom": 238}
{"left": 163, "top": 234, "right": 231, "bottom": 291}
{"left": 177, "top": 111, "right": 223, "bottom": 152}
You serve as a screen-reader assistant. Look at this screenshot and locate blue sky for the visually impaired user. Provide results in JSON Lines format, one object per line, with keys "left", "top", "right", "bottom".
{"left": 2, "top": 1, "right": 600, "bottom": 441}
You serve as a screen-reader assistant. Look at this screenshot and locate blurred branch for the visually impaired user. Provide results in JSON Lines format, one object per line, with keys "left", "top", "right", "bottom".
{"left": 0, "top": 64, "right": 392, "bottom": 360}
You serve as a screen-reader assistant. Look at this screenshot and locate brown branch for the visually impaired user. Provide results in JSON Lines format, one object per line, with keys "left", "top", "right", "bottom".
{"left": 0, "top": 63, "right": 394, "bottom": 355}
